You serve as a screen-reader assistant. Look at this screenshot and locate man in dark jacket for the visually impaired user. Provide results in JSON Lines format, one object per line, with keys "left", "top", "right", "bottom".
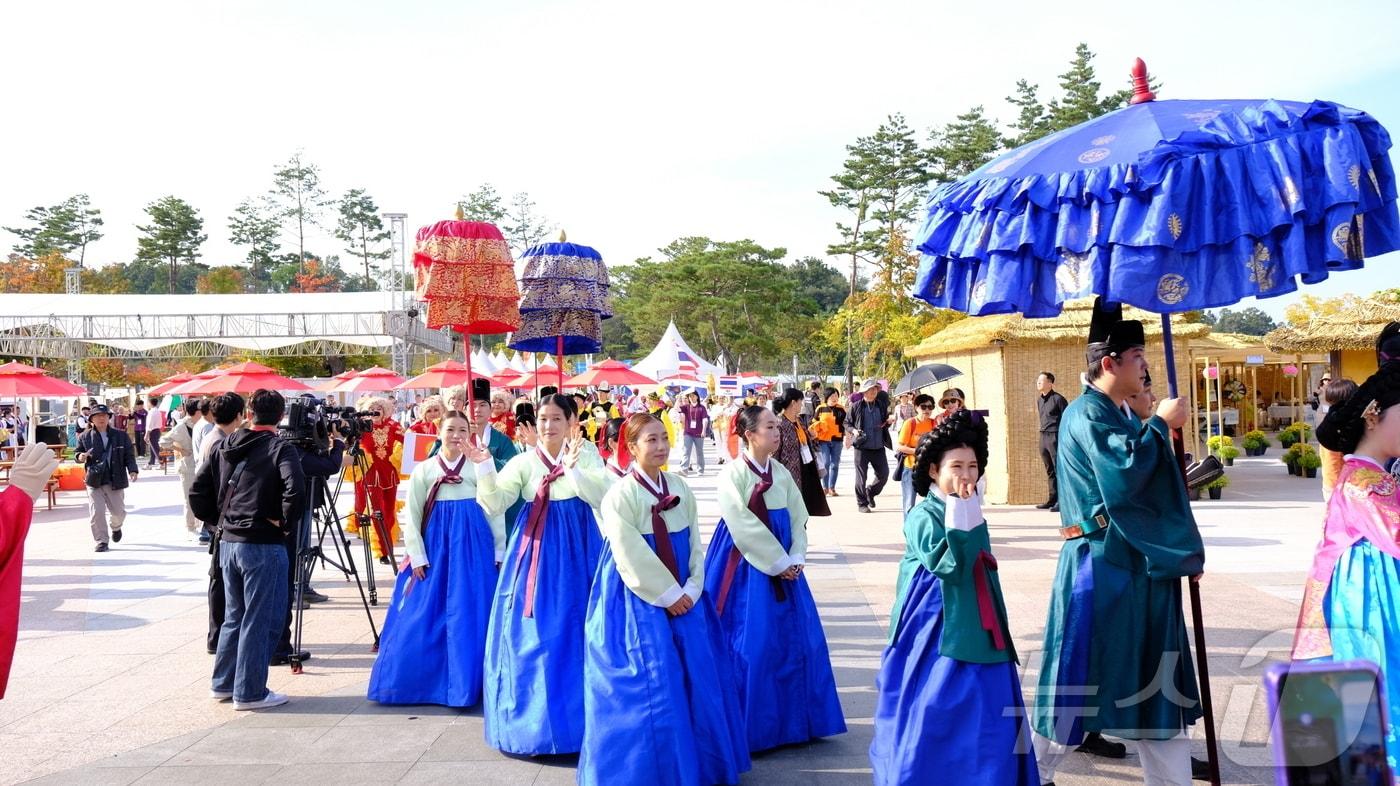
{"left": 190, "top": 389, "right": 303, "bottom": 711}
{"left": 75, "top": 405, "right": 139, "bottom": 552}
{"left": 1036, "top": 371, "right": 1069, "bottom": 512}
{"left": 847, "top": 378, "right": 892, "bottom": 513}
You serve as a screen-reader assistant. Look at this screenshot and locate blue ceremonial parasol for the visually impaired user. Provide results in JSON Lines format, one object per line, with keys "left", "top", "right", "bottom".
{"left": 509, "top": 232, "right": 613, "bottom": 381}
{"left": 911, "top": 59, "right": 1400, "bottom": 785}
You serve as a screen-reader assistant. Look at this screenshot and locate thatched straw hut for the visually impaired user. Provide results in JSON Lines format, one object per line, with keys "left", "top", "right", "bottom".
{"left": 1185, "top": 333, "right": 1326, "bottom": 449}
{"left": 903, "top": 298, "right": 1208, "bottom": 505}
{"left": 1265, "top": 297, "right": 1400, "bottom": 382}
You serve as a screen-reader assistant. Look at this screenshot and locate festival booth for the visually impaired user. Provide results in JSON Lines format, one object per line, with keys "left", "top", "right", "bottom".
{"left": 1265, "top": 296, "right": 1400, "bottom": 386}
{"left": 630, "top": 321, "right": 724, "bottom": 388}
{"left": 1185, "top": 333, "right": 1327, "bottom": 446}
{"left": 903, "top": 297, "right": 1205, "bottom": 505}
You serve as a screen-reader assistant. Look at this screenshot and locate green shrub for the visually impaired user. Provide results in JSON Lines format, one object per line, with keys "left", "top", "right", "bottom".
{"left": 1243, "top": 430, "right": 1269, "bottom": 450}
{"left": 1219, "top": 445, "right": 1240, "bottom": 461}
{"left": 1207, "top": 435, "right": 1234, "bottom": 452}
{"left": 1298, "top": 447, "right": 1322, "bottom": 470}
{"left": 1204, "top": 473, "right": 1231, "bottom": 490}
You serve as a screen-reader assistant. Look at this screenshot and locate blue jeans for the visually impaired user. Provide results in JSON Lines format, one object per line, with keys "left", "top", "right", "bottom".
{"left": 213, "top": 541, "right": 289, "bottom": 703}
{"left": 901, "top": 468, "right": 919, "bottom": 514}
{"left": 681, "top": 434, "right": 705, "bottom": 471}
{"left": 820, "top": 440, "right": 842, "bottom": 490}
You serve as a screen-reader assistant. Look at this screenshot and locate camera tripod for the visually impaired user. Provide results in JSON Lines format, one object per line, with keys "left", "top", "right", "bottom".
{"left": 288, "top": 454, "right": 386, "bottom": 673}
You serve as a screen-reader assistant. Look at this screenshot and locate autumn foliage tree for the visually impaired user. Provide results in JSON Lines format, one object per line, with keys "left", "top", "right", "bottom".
{"left": 0, "top": 252, "right": 70, "bottom": 293}
{"left": 292, "top": 258, "right": 339, "bottom": 293}
{"left": 196, "top": 267, "right": 247, "bottom": 293}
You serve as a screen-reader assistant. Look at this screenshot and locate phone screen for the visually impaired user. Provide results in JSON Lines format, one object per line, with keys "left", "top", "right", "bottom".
{"left": 1275, "top": 666, "right": 1391, "bottom": 785}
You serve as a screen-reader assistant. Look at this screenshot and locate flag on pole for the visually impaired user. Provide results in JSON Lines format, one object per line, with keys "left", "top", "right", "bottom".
{"left": 677, "top": 349, "right": 699, "bottom": 375}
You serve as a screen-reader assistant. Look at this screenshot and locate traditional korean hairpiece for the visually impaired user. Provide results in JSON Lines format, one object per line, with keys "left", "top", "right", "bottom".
{"left": 911, "top": 409, "right": 989, "bottom": 497}
{"left": 1318, "top": 360, "right": 1400, "bottom": 454}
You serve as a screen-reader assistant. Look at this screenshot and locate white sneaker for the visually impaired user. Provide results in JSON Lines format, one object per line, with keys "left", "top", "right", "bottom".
{"left": 233, "top": 691, "right": 289, "bottom": 710}
{"left": 210, "top": 689, "right": 232, "bottom": 701}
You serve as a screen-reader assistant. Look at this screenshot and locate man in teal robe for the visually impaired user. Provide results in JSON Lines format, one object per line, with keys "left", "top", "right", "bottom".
{"left": 1031, "top": 299, "right": 1205, "bottom": 786}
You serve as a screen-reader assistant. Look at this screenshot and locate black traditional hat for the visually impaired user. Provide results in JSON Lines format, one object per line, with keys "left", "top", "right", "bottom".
{"left": 1086, "top": 297, "right": 1146, "bottom": 365}
{"left": 470, "top": 378, "right": 491, "bottom": 403}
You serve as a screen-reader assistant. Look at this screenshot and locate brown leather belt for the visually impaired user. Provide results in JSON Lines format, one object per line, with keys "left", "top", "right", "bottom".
{"left": 1059, "top": 514, "right": 1109, "bottom": 540}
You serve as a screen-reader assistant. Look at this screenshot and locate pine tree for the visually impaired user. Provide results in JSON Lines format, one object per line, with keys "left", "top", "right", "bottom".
{"left": 268, "top": 152, "right": 331, "bottom": 275}
{"left": 928, "top": 105, "right": 1005, "bottom": 184}
{"left": 135, "top": 196, "right": 207, "bottom": 293}
{"left": 228, "top": 198, "right": 280, "bottom": 291}
{"left": 458, "top": 184, "right": 506, "bottom": 224}
{"left": 503, "top": 191, "right": 553, "bottom": 254}
{"left": 1005, "top": 79, "right": 1051, "bottom": 147}
{"left": 334, "top": 188, "right": 391, "bottom": 289}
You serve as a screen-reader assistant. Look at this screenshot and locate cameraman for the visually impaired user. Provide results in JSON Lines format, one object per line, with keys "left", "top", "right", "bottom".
{"left": 270, "top": 395, "right": 347, "bottom": 665}
{"left": 190, "top": 389, "right": 303, "bottom": 710}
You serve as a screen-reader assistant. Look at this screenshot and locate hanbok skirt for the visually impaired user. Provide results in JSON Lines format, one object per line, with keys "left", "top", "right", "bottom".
{"left": 367, "top": 498, "right": 498, "bottom": 708}
{"left": 869, "top": 567, "right": 1038, "bottom": 786}
{"left": 702, "top": 508, "right": 846, "bottom": 752}
{"left": 1317, "top": 539, "right": 1400, "bottom": 772}
{"left": 579, "top": 529, "right": 750, "bottom": 786}
{"left": 484, "top": 497, "right": 604, "bottom": 754}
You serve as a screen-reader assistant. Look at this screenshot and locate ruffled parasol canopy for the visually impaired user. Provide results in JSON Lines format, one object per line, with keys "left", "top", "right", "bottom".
{"left": 413, "top": 219, "right": 521, "bottom": 334}
{"left": 509, "top": 239, "right": 612, "bottom": 354}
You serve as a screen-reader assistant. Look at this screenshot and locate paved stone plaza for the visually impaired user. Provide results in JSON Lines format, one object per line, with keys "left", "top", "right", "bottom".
{"left": 3, "top": 441, "right": 1322, "bottom": 785}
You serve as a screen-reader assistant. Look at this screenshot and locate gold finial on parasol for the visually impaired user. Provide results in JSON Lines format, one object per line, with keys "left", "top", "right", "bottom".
{"left": 558, "top": 229, "right": 568, "bottom": 242}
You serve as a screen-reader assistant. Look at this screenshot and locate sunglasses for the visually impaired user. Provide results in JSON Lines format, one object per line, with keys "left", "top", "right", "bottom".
{"left": 940, "top": 399, "right": 961, "bottom": 407}
{"left": 918, "top": 405, "right": 936, "bottom": 412}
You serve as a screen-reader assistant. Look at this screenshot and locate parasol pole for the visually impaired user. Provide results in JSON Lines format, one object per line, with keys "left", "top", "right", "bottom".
{"left": 1160, "top": 314, "right": 1222, "bottom": 786}
{"left": 557, "top": 336, "right": 565, "bottom": 391}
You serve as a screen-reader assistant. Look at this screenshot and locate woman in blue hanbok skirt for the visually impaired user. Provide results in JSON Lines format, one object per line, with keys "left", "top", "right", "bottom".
{"left": 703, "top": 406, "right": 846, "bottom": 753}
{"left": 579, "top": 413, "right": 749, "bottom": 786}
{"left": 869, "top": 411, "right": 1038, "bottom": 785}
{"left": 474, "top": 394, "right": 609, "bottom": 755}
{"left": 368, "top": 411, "right": 504, "bottom": 708}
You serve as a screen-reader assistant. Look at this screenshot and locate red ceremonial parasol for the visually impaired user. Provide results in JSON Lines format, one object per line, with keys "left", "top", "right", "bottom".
{"left": 144, "top": 372, "right": 193, "bottom": 397}
{"left": 330, "top": 366, "right": 407, "bottom": 394}
{"left": 0, "top": 362, "right": 87, "bottom": 397}
{"left": 315, "top": 369, "right": 358, "bottom": 392}
{"left": 180, "top": 361, "right": 312, "bottom": 395}
{"left": 413, "top": 209, "right": 521, "bottom": 422}
{"left": 565, "top": 358, "right": 658, "bottom": 389}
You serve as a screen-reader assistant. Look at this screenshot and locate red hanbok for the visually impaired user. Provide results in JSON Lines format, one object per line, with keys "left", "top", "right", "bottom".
{"left": 345, "top": 420, "right": 404, "bottom": 559}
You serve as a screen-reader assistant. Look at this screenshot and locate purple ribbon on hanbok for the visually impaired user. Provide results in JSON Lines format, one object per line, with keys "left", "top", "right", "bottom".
{"left": 632, "top": 470, "right": 682, "bottom": 582}
{"left": 716, "top": 456, "right": 786, "bottom": 615}
{"left": 399, "top": 455, "right": 464, "bottom": 594}
{"left": 513, "top": 449, "right": 564, "bottom": 618}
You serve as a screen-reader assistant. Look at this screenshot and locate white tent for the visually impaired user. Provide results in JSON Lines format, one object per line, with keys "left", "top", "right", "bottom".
{"left": 631, "top": 321, "right": 724, "bottom": 381}
{"left": 473, "top": 349, "right": 498, "bottom": 375}
{"left": 492, "top": 350, "right": 509, "bottom": 369}
{"left": 509, "top": 351, "right": 530, "bottom": 373}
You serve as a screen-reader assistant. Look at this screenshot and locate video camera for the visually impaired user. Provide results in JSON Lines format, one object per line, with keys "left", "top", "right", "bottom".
{"left": 281, "top": 397, "right": 376, "bottom": 450}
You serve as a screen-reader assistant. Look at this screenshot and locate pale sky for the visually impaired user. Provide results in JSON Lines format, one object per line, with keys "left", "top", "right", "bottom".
{"left": 3, "top": 0, "right": 1398, "bottom": 320}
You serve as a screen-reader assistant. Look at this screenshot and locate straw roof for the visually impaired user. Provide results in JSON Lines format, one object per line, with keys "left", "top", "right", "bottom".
{"left": 904, "top": 297, "right": 1209, "bottom": 358}
{"left": 1188, "top": 332, "right": 1326, "bottom": 365}
{"left": 1264, "top": 298, "right": 1400, "bottom": 353}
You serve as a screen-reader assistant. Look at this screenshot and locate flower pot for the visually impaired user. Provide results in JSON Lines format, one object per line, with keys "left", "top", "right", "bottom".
{"left": 1188, "top": 487, "right": 1201, "bottom": 501}
{"left": 1224, "top": 457, "right": 1234, "bottom": 466}
{"left": 1207, "top": 487, "right": 1222, "bottom": 500}
{"left": 1304, "top": 467, "right": 1318, "bottom": 478}
{"left": 1287, "top": 463, "right": 1299, "bottom": 476}
{"left": 1258, "top": 447, "right": 1268, "bottom": 456}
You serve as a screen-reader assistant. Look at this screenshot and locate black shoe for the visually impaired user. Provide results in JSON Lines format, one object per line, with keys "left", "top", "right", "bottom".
{"left": 302, "top": 587, "right": 329, "bottom": 604}
{"left": 1035, "top": 501, "right": 1053, "bottom": 510}
{"left": 867, "top": 497, "right": 876, "bottom": 509}
{"left": 858, "top": 505, "right": 871, "bottom": 513}
{"left": 198, "top": 532, "right": 211, "bottom": 544}
{"left": 111, "top": 528, "right": 123, "bottom": 543}
{"left": 270, "top": 650, "right": 311, "bottom": 666}
{"left": 1191, "top": 756, "right": 1211, "bottom": 781}
{"left": 1075, "top": 732, "right": 1127, "bottom": 759}
{"left": 378, "top": 556, "right": 391, "bottom": 565}
{"left": 94, "top": 542, "right": 109, "bottom": 553}
{"left": 1049, "top": 503, "right": 1059, "bottom": 513}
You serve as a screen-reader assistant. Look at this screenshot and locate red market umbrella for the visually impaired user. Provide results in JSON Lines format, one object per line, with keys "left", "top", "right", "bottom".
{"left": 330, "top": 366, "right": 407, "bottom": 394}
{"left": 395, "top": 360, "right": 500, "bottom": 391}
{"left": 144, "top": 372, "right": 193, "bottom": 397}
{"left": 513, "top": 366, "right": 575, "bottom": 391}
{"left": 181, "top": 361, "right": 312, "bottom": 395}
{"left": 491, "top": 369, "right": 527, "bottom": 389}
{"left": 164, "top": 366, "right": 229, "bottom": 396}
{"left": 315, "top": 369, "right": 358, "bottom": 392}
{"left": 565, "top": 358, "right": 658, "bottom": 389}
{"left": 0, "top": 362, "right": 86, "bottom": 397}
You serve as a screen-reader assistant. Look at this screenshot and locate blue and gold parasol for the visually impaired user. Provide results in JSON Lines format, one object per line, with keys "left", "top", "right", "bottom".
{"left": 509, "top": 232, "right": 612, "bottom": 369}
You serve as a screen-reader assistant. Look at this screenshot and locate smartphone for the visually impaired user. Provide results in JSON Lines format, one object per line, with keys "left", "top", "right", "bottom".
{"left": 1265, "top": 660, "right": 1392, "bottom": 786}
